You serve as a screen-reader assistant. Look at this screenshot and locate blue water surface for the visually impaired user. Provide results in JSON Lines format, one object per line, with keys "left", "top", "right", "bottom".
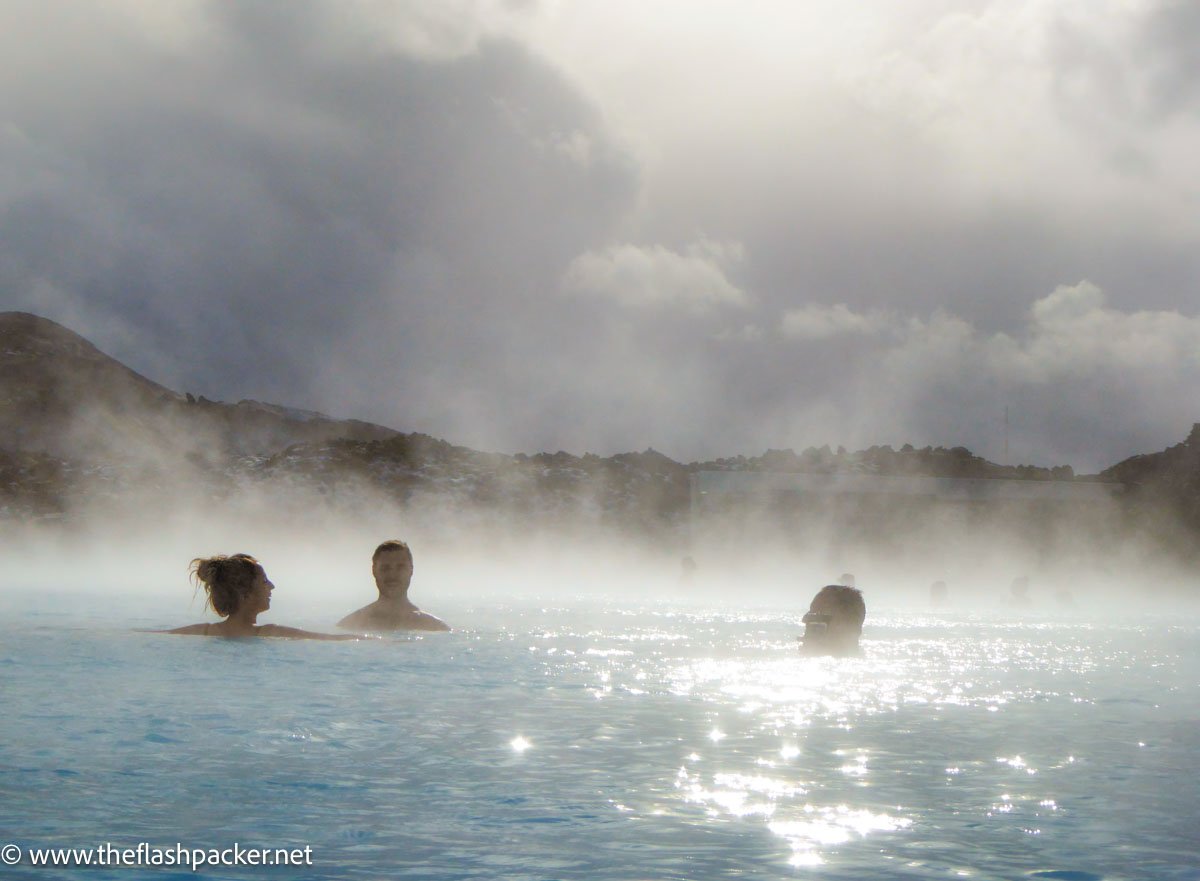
{"left": 1, "top": 596, "right": 1198, "bottom": 880}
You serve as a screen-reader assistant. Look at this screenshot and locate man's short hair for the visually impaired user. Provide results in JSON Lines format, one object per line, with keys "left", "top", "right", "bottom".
{"left": 372, "top": 540, "right": 413, "bottom": 564}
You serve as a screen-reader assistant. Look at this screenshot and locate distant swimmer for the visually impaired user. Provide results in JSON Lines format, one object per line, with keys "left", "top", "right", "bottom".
{"left": 800, "top": 584, "right": 866, "bottom": 657}
{"left": 337, "top": 540, "right": 450, "bottom": 632}
{"left": 1009, "top": 575, "right": 1032, "bottom": 607}
{"left": 163, "top": 554, "right": 357, "bottom": 640}
{"left": 930, "top": 580, "right": 949, "bottom": 607}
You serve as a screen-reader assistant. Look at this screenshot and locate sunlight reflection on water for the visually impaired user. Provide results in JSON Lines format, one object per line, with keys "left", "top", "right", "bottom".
{"left": 538, "top": 606, "right": 1200, "bottom": 876}
{"left": 2, "top": 599, "right": 1198, "bottom": 879}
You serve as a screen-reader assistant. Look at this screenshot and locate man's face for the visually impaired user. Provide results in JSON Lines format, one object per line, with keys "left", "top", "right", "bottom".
{"left": 372, "top": 550, "right": 414, "bottom": 598}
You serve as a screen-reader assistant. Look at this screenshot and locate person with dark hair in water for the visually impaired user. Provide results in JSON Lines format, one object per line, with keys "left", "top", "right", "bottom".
{"left": 800, "top": 584, "right": 866, "bottom": 656}
{"left": 337, "top": 540, "right": 449, "bottom": 632}
{"left": 164, "top": 554, "right": 355, "bottom": 640}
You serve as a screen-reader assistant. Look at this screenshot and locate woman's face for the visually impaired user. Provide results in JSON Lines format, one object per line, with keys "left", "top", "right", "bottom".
{"left": 246, "top": 567, "right": 274, "bottom": 614}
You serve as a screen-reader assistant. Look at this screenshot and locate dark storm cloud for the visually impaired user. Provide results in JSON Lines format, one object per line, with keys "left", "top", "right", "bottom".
{"left": 0, "top": 0, "right": 635, "bottom": 444}
{"left": 1139, "top": 1, "right": 1200, "bottom": 117}
{"left": 1050, "top": 0, "right": 1200, "bottom": 124}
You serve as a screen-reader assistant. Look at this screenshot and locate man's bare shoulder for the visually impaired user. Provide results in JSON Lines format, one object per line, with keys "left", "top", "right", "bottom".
{"left": 336, "top": 604, "right": 377, "bottom": 630}
{"left": 338, "top": 605, "right": 449, "bottom": 632}
{"left": 403, "top": 610, "right": 450, "bottom": 632}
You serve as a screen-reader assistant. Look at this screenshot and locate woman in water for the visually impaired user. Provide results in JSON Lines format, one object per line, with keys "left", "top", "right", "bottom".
{"left": 166, "top": 553, "right": 355, "bottom": 640}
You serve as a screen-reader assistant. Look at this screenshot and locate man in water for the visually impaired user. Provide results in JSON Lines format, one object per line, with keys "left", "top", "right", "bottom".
{"left": 800, "top": 584, "right": 866, "bottom": 656}
{"left": 337, "top": 540, "right": 450, "bottom": 632}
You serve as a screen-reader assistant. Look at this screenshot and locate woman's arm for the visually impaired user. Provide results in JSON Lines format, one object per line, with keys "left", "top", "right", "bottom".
{"left": 157, "top": 623, "right": 212, "bottom": 635}
{"left": 257, "top": 624, "right": 362, "bottom": 641}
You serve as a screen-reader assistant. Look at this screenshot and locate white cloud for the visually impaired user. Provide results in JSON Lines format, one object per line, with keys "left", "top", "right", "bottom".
{"left": 713, "top": 323, "right": 764, "bottom": 342}
{"left": 780, "top": 303, "right": 892, "bottom": 341}
{"left": 970, "top": 281, "right": 1200, "bottom": 383}
{"left": 561, "top": 239, "right": 748, "bottom": 312}
{"left": 1030, "top": 280, "right": 1107, "bottom": 324}
{"left": 857, "top": 281, "right": 1200, "bottom": 467}
{"left": 782, "top": 282, "right": 1200, "bottom": 386}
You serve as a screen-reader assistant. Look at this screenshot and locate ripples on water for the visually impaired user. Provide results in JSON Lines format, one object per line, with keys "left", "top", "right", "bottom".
{"left": 1, "top": 599, "right": 1197, "bottom": 880}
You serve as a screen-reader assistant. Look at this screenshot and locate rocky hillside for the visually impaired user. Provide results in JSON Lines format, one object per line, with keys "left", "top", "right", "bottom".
{"left": 0, "top": 311, "right": 397, "bottom": 463}
{"left": 0, "top": 312, "right": 693, "bottom": 527}
{"left": 247, "top": 436, "right": 691, "bottom": 531}
{"left": 1099, "top": 423, "right": 1200, "bottom": 555}
{"left": 692, "top": 443, "right": 1077, "bottom": 481}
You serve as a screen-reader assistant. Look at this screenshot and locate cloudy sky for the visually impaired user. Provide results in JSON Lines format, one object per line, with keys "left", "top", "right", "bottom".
{"left": 3, "top": 0, "right": 1199, "bottom": 470}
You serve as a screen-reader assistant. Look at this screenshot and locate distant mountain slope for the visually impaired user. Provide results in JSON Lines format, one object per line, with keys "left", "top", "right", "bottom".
{"left": 0, "top": 311, "right": 397, "bottom": 461}
{"left": 1101, "top": 423, "right": 1200, "bottom": 487}
{"left": 0, "top": 311, "right": 178, "bottom": 455}
{"left": 1100, "top": 423, "right": 1200, "bottom": 553}
{"left": 691, "top": 443, "right": 1078, "bottom": 481}
{"left": 250, "top": 435, "right": 691, "bottom": 529}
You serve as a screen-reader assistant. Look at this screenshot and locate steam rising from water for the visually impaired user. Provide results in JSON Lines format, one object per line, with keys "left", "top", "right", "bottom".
{"left": 3, "top": 473, "right": 1196, "bottom": 627}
